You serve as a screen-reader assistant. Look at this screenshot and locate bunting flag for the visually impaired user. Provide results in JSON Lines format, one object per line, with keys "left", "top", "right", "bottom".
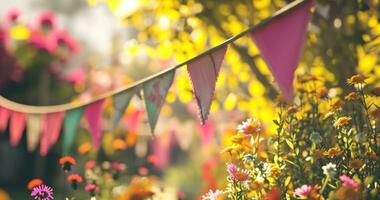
{"left": 0, "top": 106, "right": 10, "bottom": 132}
{"left": 84, "top": 99, "right": 104, "bottom": 150}
{"left": 143, "top": 71, "right": 175, "bottom": 133}
{"left": 40, "top": 112, "right": 65, "bottom": 156}
{"left": 187, "top": 45, "right": 228, "bottom": 124}
{"left": 112, "top": 90, "right": 134, "bottom": 129}
{"left": 151, "top": 132, "right": 173, "bottom": 170}
{"left": 250, "top": 0, "right": 313, "bottom": 101}
{"left": 10, "top": 111, "right": 26, "bottom": 146}
{"left": 198, "top": 120, "right": 216, "bottom": 145}
{"left": 63, "top": 107, "right": 84, "bottom": 154}
{"left": 27, "top": 114, "right": 41, "bottom": 152}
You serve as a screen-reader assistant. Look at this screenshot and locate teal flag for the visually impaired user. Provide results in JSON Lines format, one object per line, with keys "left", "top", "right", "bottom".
{"left": 143, "top": 71, "right": 175, "bottom": 133}
{"left": 112, "top": 90, "right": 134, "bottom": 129}
{"left": 63, "top": 107, "right": 84, "bottom": 154}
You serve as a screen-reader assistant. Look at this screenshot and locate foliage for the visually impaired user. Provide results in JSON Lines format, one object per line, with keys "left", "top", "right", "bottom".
{"left": 205, "top": 73, "right": 380, "bottom": 199}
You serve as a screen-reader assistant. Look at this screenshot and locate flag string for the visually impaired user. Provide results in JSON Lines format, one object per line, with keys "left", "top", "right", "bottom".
{"left": 0, "top": 0, "right": 310, "bottom": 114}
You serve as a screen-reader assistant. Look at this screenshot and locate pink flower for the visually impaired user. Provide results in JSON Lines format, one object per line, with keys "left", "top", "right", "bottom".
{"left": 30, "top": 184, "right": 54, "bottom": 200}
{"left": 85, "top": 184, "right": 99, "bottom": 197}
{"left": 37, "top": 11, "right": 56, "bottom": 30}
{"left": 28, "top": 29, "right": 54, "bottom": 52}
{"left": 294, "top": 185, "right": 312, "bottom": 196}
{"left": 237, "top": 118, "right": 261, "bottom": 135}
{"left": 202, "top": 189, "right": 223, "bottom": 200}
{"left": 226, "top": 164, "right": 249, "bottom": 182}
{"left": 339, "top": 175, "right": 360, "bottom": 189}
{"left": 85, "top": 160, "right": 96, "bottom": 170}
{"left": 111, "top": 162, "right": 126, "bottom": 173}
{"left": 51, "top": 30, "right": 79, "bottom": 55}
{"left": 6, "top": 8, "right": 21, "bottom": 24}
{"left": 66, "top": 68, "right": 86, "bottom": 85}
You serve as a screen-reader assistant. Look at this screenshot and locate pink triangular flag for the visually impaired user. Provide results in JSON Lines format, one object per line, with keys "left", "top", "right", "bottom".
{"left": 250, "top": 1, "right": 313, "bottom": 101}
{"left": 198, "top": 120, "right": 216, "bottom": 145}
{"left": 0, "top": 106, "right": 10, "bottom": 132}
{"left": 187, "top": 45, "right": 228, "bottom": 124}
{"left": 84, "top": 100, "right": 104, "bottom": 150}
{"left": 40, "top": 112, "right": 65, "bottom": 156}
{"left": 152, "top": 132, "right": 173, "bottom": 170}
{"left": 10, "top": 111, "right": 26, "bottom": 146}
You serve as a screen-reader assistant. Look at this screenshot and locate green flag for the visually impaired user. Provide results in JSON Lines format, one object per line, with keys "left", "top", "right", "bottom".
{"left": 112, "top": 90, "right": 134, "bottom": 129}
{"left": 143, "top": 70, "right": 175, "bottom": 133}
{"left": 63, "top": 107, "right": 84, "bottom": 154}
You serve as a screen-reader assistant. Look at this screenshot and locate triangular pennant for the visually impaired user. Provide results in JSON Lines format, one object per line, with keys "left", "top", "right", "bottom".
{"left": 0, "top": 106, "right": 10, "bottom": 132}
{"left": 143, "top": 71, "right": 175, "bottom": 133}
{"left": 198, "top": 120, "right": 216, "bottom": 146}
{"left": 63, "top": 107, "right": 84, "bottom": 154}
{"left": 84, "top": 99, "right": 105, "bottom": 150}
{"left": 250, "top": 1, "right": 313, "bottom": 101}
{"left": 151, "top": 132, "right": 172, "bottom": 170}
{"left": 10, "top": 111, "right": 26, "bottom": 146}
{"left": 187, "top": 45, "right": 228, "bottom": 124}
{"left": 40, "top": 112, "right": 65, "bottom": 156}
{"left": 27, "top": 114, "right": 41, "bottom": 152}
{"left": 112, "top": 90, "right": 134, "bottom": 129}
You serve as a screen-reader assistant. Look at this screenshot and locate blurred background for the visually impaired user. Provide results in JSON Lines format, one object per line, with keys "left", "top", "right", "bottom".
{"left": 0, "top": 0, "right": 379, "bottom": 199}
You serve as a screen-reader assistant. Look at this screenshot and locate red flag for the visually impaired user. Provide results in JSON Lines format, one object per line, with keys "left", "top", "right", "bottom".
{"left": 0, "top": 106, "right": 10, "bottom": 132}
{"left": 187, "top": 45, "right": 228, "bottom": 124}
{"left": 10, "top": 111, "right": 26, "bottom": 146}
{"left": 40, "top": 112, "right": 65, "bottom": 156}
{"left": 84, "top": 100, "right": 104, "bottom": 150}
{"left": 250, "top": 1, "right": 313, "bottom": 101}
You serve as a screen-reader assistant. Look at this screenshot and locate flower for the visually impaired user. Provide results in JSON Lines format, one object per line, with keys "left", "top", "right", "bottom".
{"left": 37, "top": 11, "right": 56, "bottom": 30}
{"left": 349, "top": 159, "right": 364, "bottom": 170}
{"left": 112, "top": 138, "right": 127, "bottom": 150}
{"left": 335, "top": 185, "right": 361, "bottom": 200}
{"left": 237, "top": 118, "right": 261, "bottom": 135}
{"left": 6, "top": 8, "right": 21, "bottom": 24}
{"left": 111, "top": 162, "right": 127, "bottom": 179}
{"left": 263, "top": 187, "right": 280, "bottom": 200}
{"left": 309, "top": 131, "right": 323, "bottom": 144}
{"left": 330, "top": 99, "right": 344, "bottom": 111}
{"left": 314, "top": 149, "right": 325, "bottom": 159}
{"left": 67, "top": 174, "right": 83, "bottom": 190}
{"left": 201, "top": 189, "right": 223, "bottom": 200}
{"left": 226, "top": 164, "right": 249, "bottom": 181}
{"left": 30, "top": 184, "right": 54, "bottom": 200}
{"left": 51, "top": 30, "right": 79, "bottom": 55}
{"left": 347, "top": 74, "right": 368, "bottom": 85}
{"left": 344, "top": 92, "right": 358, "bottom": 100}
{"left": 294, "top": 185, "right": 312, "bottom": 196}
{"left": 85, "top": 160, "right": 97, "bottom": 170}
{"left": 334, "top": 116, "right": 351, "bottom": 127}
{"left": 0, "top": 188, "right": 10, "bottom": 200}
{"left": 59, "top": 156, "right": 76, "bottom": 172}
{"left": 317, "top": 87, "right": 329, "bottom": 99}
{"left": 85, "top": 184, "right": 99, "bottom": 197}
{"left": 322, "top": 162, "right": 337, "bottom": 177}
{"left": 27, "top": 179, "right": 43, "bottom": 190}
{"left": 138, "top": 167, "right": 149, "bottom": 175}
{"left": 339, "top": 175, "right": 359, "bottom": 189}
{"left": 78, "top": 143, "right": 92, "bottom": 154}
{"left": 325, "top": 146, "right": 341, "bottom": 157}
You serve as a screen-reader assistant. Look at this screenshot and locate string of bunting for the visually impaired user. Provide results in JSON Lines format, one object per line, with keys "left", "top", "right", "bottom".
{"left": 0, "top": 0, "right": 314, "bottom": 156}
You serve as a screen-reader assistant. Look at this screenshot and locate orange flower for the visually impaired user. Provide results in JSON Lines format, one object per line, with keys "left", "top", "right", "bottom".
{"left": 0, "top": 189, "right": 10, "bottom": 200}
{"left": 335, "top": 185, "right": 361, "bottom": 200}
{"left": 314, "top": 149, "right": 325, "bottom": 159}
{"left": 317, "top": 87, "right": 329, "bottom": 99}
{"left": 264, "top": 187, "right": 280, "bottom": 200}
{"left": 78, "top": 142, "right": 92, "bottom": 154}
{"left": 112, "top": 138, "right": 127, "bottom": 150}
{"left": 59, "top": 156, "right": 76, "bottom": 172}
{"left": 325, "top": 146, "right": 341, "bottom": 157}
{"left": 334, "top": 117, "right": 351, "bottom": 127}
{"left": 349, "top": 159, "right": 364, "bottom": 169}
{"left": 67, "top": 174, "right": 83, "bottom": 183}
{"left": 344, "top": 92, "right": 358, "bottom": 100}
{"left": 27, "top": 178, "right": 43, "bottom": 190}
{"left": 347, "top": 74, "right": 368, "bottom": 85}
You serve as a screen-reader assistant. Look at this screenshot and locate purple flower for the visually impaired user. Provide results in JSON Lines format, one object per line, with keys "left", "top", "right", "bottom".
{"left": 226, "top": 163, "right": 249, "bottom": 182}
{"left": 31, "top": 184, "right": 54, "bottom": 200}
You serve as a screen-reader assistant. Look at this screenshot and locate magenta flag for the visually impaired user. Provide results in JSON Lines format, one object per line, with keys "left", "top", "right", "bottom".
{"left": 84, "top": 100, "right": 104, "bottom": 150}
{"left": 40, "top": 112, "right": 65, "bottom": 156}
{"left": 198, "top": 120, "right": 216, "bottom": 145}
{"left": 187, "top": 45, "right": 228, "bottom": 124}
{"left": 10, "top": 111, "right": 26, "bottom": 146}
{"left": 250, "top": 1, "right": 313, "bottom": 101}
{"left": 0, "top": 106, "right": 10, "bottom": 132}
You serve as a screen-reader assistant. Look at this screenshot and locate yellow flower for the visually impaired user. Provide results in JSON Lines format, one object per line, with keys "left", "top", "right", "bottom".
{"left": 220, "top": 145, "right": 238, "bottom": 154}
{"left": 344, "top": 92, "right": 358, "bottom": 100}
{"left": 112, "top": 139, "right": 127, "bottom": 150}
{"left": 334, "top": 116, "right": 351, "bottom": 127}
{"left": 317, "top": 87, "right": 329, "bottom": 99}
{"left": 330, "top": 99, "right": 344, "bottom": 111}
{"left": 231, "top": 133, "right": 246, "bottom": 144}
{"left": 346, "top": 74, "right": 369, "bottom": 85}
{"left": 323, "top": 112, "right": 335, "bottom": 120}
{"left": 349, "top": 159, "right": 364, "bottom": 169}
